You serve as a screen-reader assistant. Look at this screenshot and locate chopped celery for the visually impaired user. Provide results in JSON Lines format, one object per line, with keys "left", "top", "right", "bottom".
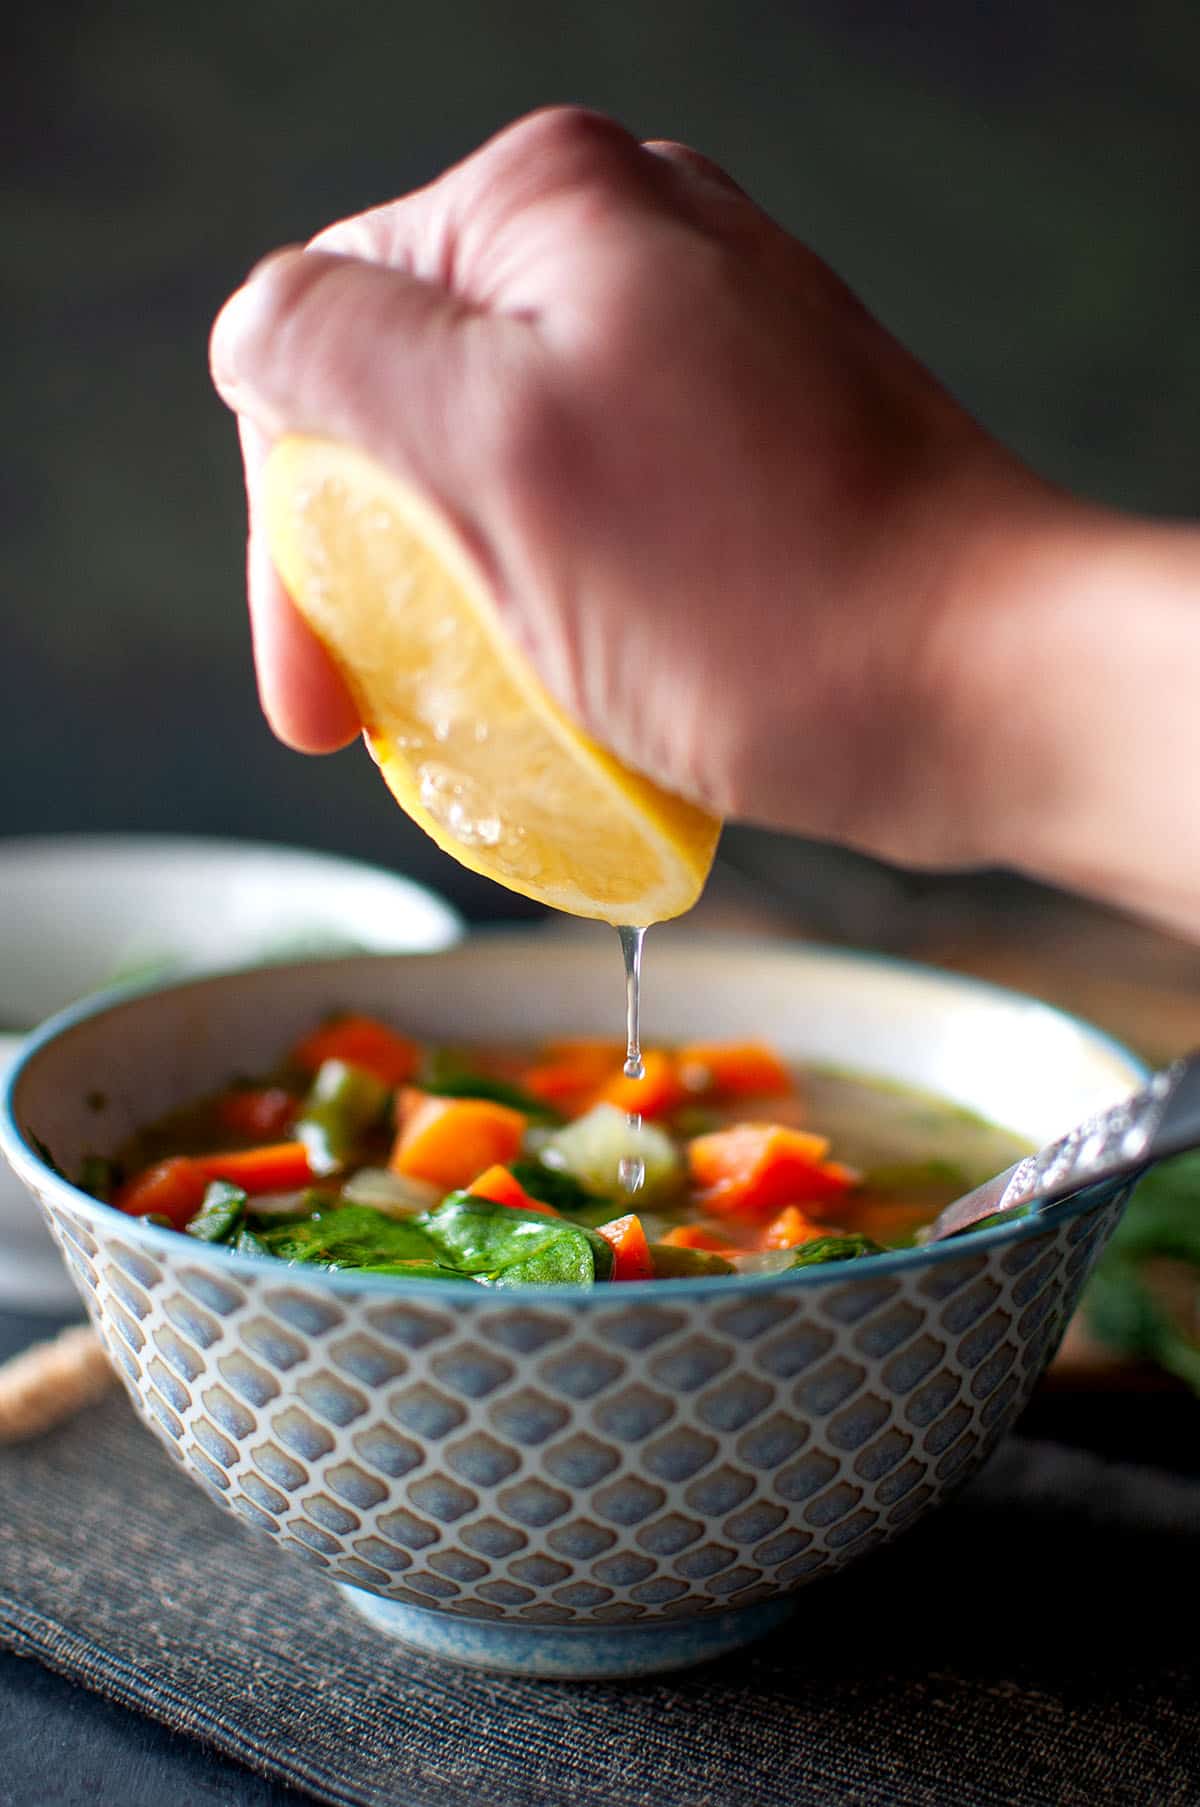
{"left": 295, "top": 1058, "right": 391, "bottom": 1173}
{"left": 543, "top": 1105, "right": 682, "bottom": 1203}
{"left": 185, "top": 1180, "right": 246, "bottom": 1244}
{"left": 341, "top": 1166, "right": 440, "bottom": 1217}
{"left": 648, "top": 1243, "right": 734, "bottom": 1278}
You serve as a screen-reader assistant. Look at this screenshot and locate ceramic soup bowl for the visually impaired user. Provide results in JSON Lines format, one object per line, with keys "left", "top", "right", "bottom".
{"left": 0, "top": 936, "right": 1143, "bottom": 1679}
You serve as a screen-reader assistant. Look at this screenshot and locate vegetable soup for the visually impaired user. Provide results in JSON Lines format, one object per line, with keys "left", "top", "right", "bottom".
{"left": 83, "top": 1014, "right": 1031, "bottom": 1285}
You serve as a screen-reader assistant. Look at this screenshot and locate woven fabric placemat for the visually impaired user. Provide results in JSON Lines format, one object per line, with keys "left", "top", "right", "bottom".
{"left": 1, "top": 1392, "right": 1197, "bottom": 1807}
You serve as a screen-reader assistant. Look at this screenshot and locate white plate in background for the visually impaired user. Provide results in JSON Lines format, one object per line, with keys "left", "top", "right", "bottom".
{"left": 0, "top": 835, "right": 460, "bottom": 1311}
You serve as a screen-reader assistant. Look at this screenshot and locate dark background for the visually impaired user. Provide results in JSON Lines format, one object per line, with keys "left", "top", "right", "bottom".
{"left": 6, "top": 0, "right": 1200, "bottom": 927}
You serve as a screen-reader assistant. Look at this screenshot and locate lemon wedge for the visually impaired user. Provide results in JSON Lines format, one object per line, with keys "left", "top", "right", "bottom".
{"left": 261, "top": 436, "right": 721, "bottom": 924}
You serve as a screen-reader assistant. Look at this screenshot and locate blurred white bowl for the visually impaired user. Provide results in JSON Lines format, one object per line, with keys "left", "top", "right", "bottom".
{"left": 0, "top": 835, "right": 460, "bottom": 1310}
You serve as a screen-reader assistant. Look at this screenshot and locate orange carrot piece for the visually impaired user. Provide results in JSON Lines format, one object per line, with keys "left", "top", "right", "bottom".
{"left": 658, "top": 1224, "right": 743, "bottom": 1255}
{"left": 113, "top": 1158, "right": 209, "bottom": 1230}
{"left": 468, "top": 1165, "right": 558, "bottom": 1215}
{"left": 688, "top": 1123, "right": 856, "bottom": 1222}
{"left": 215, "top": 1087, "right": 298, "bottom": 1141}
{"left": 598, "top": 1050, "right": 686, "bottom": 1120}
{"left": 291, "top": 1015, "right": 420, "bottom": 1087}
{"left": 519, "top": 1065, "right": 600, "bottom": 1115}
{"left": 192, "top": 1141, "right": 316, "bottom": 1194}
{"left": 544, "top": 1039, "right": 626, "bottom": 1067}
{"left": 520, "top": 1041, "right": 624, "bottom": 1116}
{"left": 677, "top": 1041, "right": 792, "bottom": 1099}
{"left": 596, "top": 1214, "right": 655, "bottom": 1281}
{"left": 390, "top": 1093, "right": 527, "bottom": 1192}
{"left": 760, "top": 1205, "right": 827, "bottom": 1250}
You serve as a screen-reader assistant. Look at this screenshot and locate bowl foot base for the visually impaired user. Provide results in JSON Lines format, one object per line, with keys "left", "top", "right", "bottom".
{"left": 339, "top": 1586, "right": 794, "bottom": 1679}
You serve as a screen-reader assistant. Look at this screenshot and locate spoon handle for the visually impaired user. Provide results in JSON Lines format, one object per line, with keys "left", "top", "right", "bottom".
{"left": 928, "top": 1050, "right": 1200, "bottom": 1242}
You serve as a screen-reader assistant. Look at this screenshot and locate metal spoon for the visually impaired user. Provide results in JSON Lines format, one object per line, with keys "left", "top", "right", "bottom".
{"left": 926, "top": 1051, "right": 1200, "bottom": 1242}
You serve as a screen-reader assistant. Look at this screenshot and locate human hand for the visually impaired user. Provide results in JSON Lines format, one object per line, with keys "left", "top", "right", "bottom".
{"left": 211, "top": 107, "right": 1200, "bottom": 929}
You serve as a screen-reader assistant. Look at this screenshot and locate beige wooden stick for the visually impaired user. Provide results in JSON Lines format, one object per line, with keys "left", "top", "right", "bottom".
{"left": 0, "top": 1325, "right": 116, "bottom": 1444}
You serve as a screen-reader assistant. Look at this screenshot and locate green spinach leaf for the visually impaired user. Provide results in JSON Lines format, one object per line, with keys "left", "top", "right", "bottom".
{"left": 422, "top": 1194, "right": 611, "bottom": 1283}
{"left": 648, "top": 1243, "right": 735, "bottom": 1278}
{"left": 254, "top": 1203, "right": 441, "bottom": 1269}
{"left": 509, "top": 1160, "right": 608, "bottom": 1214}
{"left": 355, "top": 1259, "right": 466, "bottom": 1281}
{"left": 787, "top": 1233, "right": 885, "bottom": 1266}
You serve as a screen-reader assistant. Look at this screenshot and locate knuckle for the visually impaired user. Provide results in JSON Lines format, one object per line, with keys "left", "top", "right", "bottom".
{"left": 493, "top": 105, "right": 638, "bottom": 186}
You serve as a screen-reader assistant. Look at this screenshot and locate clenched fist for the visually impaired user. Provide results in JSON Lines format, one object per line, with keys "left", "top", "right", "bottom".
{"left": 212, "top": 107, "right": 1200, "bottom": 934}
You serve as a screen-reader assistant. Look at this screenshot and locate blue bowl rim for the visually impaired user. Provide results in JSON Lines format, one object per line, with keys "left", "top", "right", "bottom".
{"left": 0, "top": 932, "right": 1149, "bottom": 1305}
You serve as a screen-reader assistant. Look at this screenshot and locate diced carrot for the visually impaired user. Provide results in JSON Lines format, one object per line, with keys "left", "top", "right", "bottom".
{"left": 519, "top": 1064, "right": 600, "bottom": 1115}
{"left": 658, "top": 1224, "right": 743, "bottom": 1255}
{"left": 544, "top": 1039, "right": 626, "bottom": 1067}
{"left": 468, "top": 1164, "right": 558, "bottom": 1215}
{"left": 760, "top": 1205, "right": 826, "bottom": 1250}
{"left": 291, "top": 1015, "right": 420, "bottom": 1087}
{"left": 677, "top": 1041, "right": 792, "bottom": 1100}
{"left": 520, "top": 1040, "right": 624, "bottom": 1116}
{"left": 192, "top": 1141, "right": 317, "bottom": 1194}
{"left": 390, "top": 1092, "right": 527, "bottom": 1192}
{"left": 215, "top": 1087, "right": 298, "bottom": 1141}
{"left": 596, "top": 1213, "right": 654, "bottom": 1281}
{"left": 688, "top": 1123, "right": 857, "bottom": 1223}
{"left": 690, "top": 1122, "right": 829, "bottom": 1184}
{"left": 113, "top": 1158, "right": 208, "bottom": 1230}
{"left": 598, "top": 1050, "right": 686, "bottom": 1120}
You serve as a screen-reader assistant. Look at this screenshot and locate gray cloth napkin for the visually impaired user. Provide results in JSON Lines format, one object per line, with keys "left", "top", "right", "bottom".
{"left": 0, "top": 1388, "right": 1197, "bottom": 1807}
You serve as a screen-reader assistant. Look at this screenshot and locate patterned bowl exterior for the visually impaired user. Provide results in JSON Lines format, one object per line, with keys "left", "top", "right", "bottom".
{"left": 32, "top": 1173, "right": 1128, "bottom": 1629}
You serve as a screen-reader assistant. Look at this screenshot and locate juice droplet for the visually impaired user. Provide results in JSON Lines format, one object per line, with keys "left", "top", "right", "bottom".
{"left": 619, "top": 1106, "right": 645, "bottom": 1196}
{"left": 618, "top": 1155, "right": 645, "bottom": 1195}
{"left": 618, "top": 925, "right": 646, "bottom": 1080}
